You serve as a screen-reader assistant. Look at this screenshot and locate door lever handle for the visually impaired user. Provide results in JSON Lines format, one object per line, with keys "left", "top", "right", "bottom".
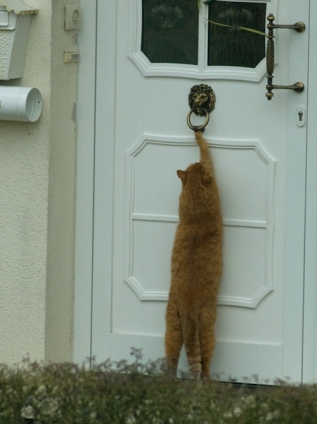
{"left": 266, "top": 14, "right": 305, "bottom": 100}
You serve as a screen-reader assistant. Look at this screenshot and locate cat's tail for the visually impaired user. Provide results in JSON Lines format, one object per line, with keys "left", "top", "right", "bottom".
{"left": 183, "top": 317, "right": 201, "bottom": 379}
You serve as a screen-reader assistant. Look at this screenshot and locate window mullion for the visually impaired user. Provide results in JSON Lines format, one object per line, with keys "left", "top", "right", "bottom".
{"left": 198, "top": 3, "right": 209, "bottom": 73}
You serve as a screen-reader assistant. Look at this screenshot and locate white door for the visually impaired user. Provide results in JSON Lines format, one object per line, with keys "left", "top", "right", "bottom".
{"left": 87, "top": 0, "right": 309, "bottom": 383}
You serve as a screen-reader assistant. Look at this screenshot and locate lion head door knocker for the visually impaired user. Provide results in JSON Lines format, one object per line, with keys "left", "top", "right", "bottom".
{"left": 187, "top": 84, "right": 216, "bottom": 132}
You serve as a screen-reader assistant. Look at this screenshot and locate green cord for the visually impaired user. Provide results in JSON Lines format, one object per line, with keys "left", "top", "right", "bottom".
{"left": 198, "top": 2, "right": 266, "bottom": 37}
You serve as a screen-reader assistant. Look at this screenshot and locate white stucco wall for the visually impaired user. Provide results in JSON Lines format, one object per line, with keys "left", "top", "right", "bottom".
{"left": 0, "top": 0, "right": 77, "bottom": 364}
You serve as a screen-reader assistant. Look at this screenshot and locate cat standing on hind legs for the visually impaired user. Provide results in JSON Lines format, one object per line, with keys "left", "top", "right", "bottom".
{"left": 165, "top": 130, "right": 223, "bottom": 380}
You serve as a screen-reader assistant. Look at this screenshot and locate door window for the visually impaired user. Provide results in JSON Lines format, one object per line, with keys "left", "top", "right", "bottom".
{"left": 141, "top": 1, "right": 199, "bottom": 65}
{"left": 131, "top": 0, "right": 269, "bottom": 80}
{"left": 208, "top": 2, "right": 266, "bottom": 67}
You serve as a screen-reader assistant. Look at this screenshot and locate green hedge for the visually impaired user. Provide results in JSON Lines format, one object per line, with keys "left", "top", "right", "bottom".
{"left": 1, "top": 349, "right": 317, "bottom": 423}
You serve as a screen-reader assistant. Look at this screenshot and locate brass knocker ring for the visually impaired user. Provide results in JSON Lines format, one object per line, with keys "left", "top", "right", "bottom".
{"left": 187, "top": 108, "right": 210, "bottom": 132}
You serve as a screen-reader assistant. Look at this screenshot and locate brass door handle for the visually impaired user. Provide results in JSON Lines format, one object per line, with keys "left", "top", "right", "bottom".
{"left": 266, "top": 14, "right": 305, "bottom": 100}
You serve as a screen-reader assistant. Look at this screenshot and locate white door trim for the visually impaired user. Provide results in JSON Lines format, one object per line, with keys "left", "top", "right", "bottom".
{"left": 90, "top": 0, "right": 116, "bottom": 362}
{"left": 282, "top": 1, "right": 309, "bottom": 382}
{"left": 74, "top": 0, "right": 116, "bottom": 363}
{"left": 73, "top": 0, "right": 96, "bottom": 363}
{"left": 303, "top": 0, "right": 317, "bottom": 383}
{"left": 74, "top": 0, "right": 317, "bottom": 382}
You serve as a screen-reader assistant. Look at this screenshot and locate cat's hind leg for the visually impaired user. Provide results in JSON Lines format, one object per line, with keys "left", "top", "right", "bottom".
{"left": 183, "top": 317, "right": 202, "bottom": 379}
{"left": 199, "top": 312, "right": 216, "bottom": 380}
{"left": 165, "top": 301, "right": 183, "bottom": 376}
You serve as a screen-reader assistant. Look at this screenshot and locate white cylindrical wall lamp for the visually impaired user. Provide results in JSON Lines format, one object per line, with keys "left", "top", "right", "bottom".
{"left": 0, "top": 86, "right": 43, "bottom": 122}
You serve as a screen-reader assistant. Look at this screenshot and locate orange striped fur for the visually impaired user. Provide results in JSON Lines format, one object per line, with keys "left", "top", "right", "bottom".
{"left": 165, "top": 131, "right": 223, "bottom": 380}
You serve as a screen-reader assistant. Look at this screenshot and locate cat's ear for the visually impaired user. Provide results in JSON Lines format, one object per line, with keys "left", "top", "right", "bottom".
{"left": 177, "top": 170, "right": 187, "bottom": 183}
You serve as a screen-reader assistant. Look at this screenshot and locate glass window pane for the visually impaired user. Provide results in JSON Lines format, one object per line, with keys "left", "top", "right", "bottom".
{"left": 208, "top": 2, "right": 266, "bottom": 68}
{"left": 141, "top": 0, "right": 199, "bottom": 65}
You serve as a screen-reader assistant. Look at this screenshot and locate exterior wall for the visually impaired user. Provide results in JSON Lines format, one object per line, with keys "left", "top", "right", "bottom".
{"left": 0, "top": 0, "right": 77, "bottom": 364}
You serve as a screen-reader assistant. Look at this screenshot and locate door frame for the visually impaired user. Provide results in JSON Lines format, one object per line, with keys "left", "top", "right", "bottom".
{"left": 303, "top": 0, "right": 317, "bottom": 383}
{"left": 74, "top": 0, "right": 317, "bottom": 383}
{"left": 73, "top": 0, "right": 115, "bottom": 363}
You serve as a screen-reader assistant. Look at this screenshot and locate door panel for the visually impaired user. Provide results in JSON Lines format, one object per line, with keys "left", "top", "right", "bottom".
{"left": 125, "top": 135, "right": 275, "bottom": 309}
{"left": 93, "top": 0, "right": 309, "bottom": 382}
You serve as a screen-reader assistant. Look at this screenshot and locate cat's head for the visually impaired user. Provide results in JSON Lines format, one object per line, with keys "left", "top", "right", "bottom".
{"left": 177, "top": 162, "right": 215, "bottom": 217}
{"left": 177, "top": 162, "right": 212, "bottom": 188}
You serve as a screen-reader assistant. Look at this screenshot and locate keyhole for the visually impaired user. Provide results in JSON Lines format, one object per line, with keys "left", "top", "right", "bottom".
{"left": 296, "top": 108, "right": 306, "bottom": 127}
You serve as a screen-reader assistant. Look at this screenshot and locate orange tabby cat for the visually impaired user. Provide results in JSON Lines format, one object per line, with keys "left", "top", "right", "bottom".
{"left": 165, "top": 130, "right": 223, "bottom": 380}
